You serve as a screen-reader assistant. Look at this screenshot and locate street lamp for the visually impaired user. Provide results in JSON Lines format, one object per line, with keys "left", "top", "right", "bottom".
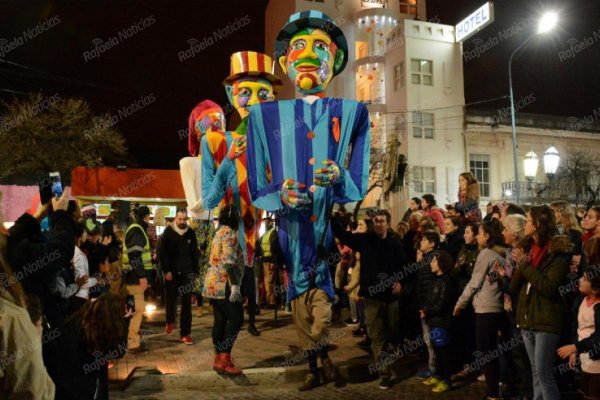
{"left": 523, "top": 146, "right": 560, "bottom": 203}
{"left": 509, "top": 11, "right": 558, "bottom": 204}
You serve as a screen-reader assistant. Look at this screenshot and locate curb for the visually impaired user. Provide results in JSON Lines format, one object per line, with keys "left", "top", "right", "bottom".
{"left": 117, "top": 354, "right": 420, "bottom": 393}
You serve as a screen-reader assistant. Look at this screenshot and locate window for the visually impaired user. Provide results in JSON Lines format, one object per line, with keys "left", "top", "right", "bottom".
{"left": 412, "top": 112, "right": 434, "bottom": 139}
{"left": 470, "top": 154, "right": 490, "bottom": 197}
{"left": 393, "top": 62, "right": 404, "bottom": 91}
{"left": 411, "top": 59, "right": 433, "bottom": 85}
{"left": 413, "top": 166, "right": 436, "bottom": 193}
{"left": 399, "top": 2, "right": 417, "bottom": 16}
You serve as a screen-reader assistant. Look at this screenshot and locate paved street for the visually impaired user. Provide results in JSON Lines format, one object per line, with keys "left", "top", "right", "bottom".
{"left": 110, "top": 376, "right": 487, "bottom": 399}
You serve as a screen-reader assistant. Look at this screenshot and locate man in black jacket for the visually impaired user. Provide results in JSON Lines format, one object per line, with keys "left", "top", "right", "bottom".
{"left": 331, "top": 209, "right": 407, "bottom": 390}
{"left": 159, "top": 208, "right": 199, "bottom": 344}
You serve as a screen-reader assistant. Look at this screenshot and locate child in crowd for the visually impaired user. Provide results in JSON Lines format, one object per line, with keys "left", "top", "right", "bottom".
{"left": 557, "top": 267, "right": 600, "bottom": 400}
{"left": 421, "top": 250, "right": 456, "bottom": 393}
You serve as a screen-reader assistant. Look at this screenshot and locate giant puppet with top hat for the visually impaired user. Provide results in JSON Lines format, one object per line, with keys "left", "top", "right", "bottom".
{"left": 244, "top": 11, "right": 370, "bottom": 389}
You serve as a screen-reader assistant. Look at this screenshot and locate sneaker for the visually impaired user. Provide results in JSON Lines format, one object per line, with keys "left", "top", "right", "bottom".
{"left": 417, "top": 369, "right": 432, "bottom": 380}
{"left": 298, "top": 373, "right": 320, "bottom": 391}
{"left": 422, "top": 376, "right": 441, "bottom": 386}
{"left": 352, "top": 328, "right": 366, "bottom": 337}
{"left": 165, "top": 323, "right": 174, "bottom": 335}
{"left": 432, "top": 380, "right": 451, "bottom": 393}
{"left": 180, "top": 336, "right": 193, "bottom": 345}
{"left": 127, "top": 344, "right": 147, "bottom": 354}
{"left": 247, "top": 325, "right": 260, "bottom": 336}
{"left": 379, "top": 377, "right": 392, "bottom": 390}
{"left": 344, "top": 317, "right": 359, "bottom": 326}
{"left": 477, "top": 373, "right": 486, "bottom": 382}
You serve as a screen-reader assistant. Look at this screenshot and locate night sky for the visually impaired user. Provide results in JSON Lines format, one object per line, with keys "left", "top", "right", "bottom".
{"left": 1, "top": 0, "right": 598, "bottom": 171}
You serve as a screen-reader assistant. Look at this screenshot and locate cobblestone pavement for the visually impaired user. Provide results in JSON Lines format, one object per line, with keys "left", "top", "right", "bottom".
{"left": 110, "top": 377, "right": 488, "bottom": 399}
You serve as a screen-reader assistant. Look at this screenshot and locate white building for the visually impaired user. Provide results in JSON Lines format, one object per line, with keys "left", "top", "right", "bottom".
{"left": 265, "top": 0, "right": 467, "bottom": 223}
{"left": 465, "top": 109, "right": 600, "bottom": 206}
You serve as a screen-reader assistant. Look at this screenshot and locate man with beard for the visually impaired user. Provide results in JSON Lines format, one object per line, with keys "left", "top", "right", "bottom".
{"left": 159, "top": 208, "right": 199, "bottom": 344}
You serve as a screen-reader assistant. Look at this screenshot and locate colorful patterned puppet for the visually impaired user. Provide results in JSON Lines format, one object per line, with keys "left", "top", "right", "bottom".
{"left": 179, "top": 100, "right": 226, "bottom": 218}
{"left": 201, "top": 51, "right": 282, "bottom": 269}
{"left": 245, "top": 11, "right": 370, "bottom": 389}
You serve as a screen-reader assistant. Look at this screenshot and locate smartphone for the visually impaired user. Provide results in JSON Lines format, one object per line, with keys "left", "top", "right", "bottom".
{"left": 49, "top": 171, "right": 62, "bottom": 199}
{"left": 38, "top": 175, "right": 53, "bottom": 205}
{"left": 126, "top": 294, "right": 135, "bottom": 313}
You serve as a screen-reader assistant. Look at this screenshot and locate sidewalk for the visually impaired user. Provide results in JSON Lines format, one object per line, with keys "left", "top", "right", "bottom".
{"left": 110, "top": 305, "right": 420, "bottom": 391}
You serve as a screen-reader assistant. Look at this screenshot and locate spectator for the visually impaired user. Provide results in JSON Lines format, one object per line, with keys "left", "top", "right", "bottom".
{"left": 443, "top": 215, "right": 464, "bottom": 262}
{"left": 203, "top": 204, "right": 245, "bottom": 376}
{"left": 557, "top": 266, "right": 600, "bottom": 400}
{"left": 454, "top": 219, "right": 508, "bottom": 400}
{"left": 416, "top": 230, "right": 441, "bottom": 380}
{"left": 402, "top": 213, "right": 421, "bottom": 263}
{"left": 582, "top": 207, "right": 600, "bottom": 252}
{"left": 421, "top": 194, "right": 445, "bottom": 234}
{"left": 454, "top": 172, "right": 482, "bottom": 224}
{"left": 331, "top": 209, "right": 406, "bottom": 390}
{"left": 88, "top": 245, "right": 111, "bottom": 299}
{"left": 483, "top": 202, "right": 494, "bottom": 223}
{"left": 401, "top": 197, "right": 422, "bottom": 223}
{"left": 508, "top": 205, "right": 572, "bottom": 400}
{"left": 420, "top": 250, "right": 456, "bottom": 393}
{"left": 160, "top": 208, "right": 199, "bottom": 344}
{"left": 450, "top": 222, "right": 480, "bottom": 381}
{"left": 74, "top": 222, "right": 97, "bottom": 306}
{"left": 66, "top": 293, "right": 127, "bottom": 400}
{"left": 500, "top": 203, "right": 526, "bottom": 224}
{"left": 348, "top": 218, "right": 373, "bottom": 340}
{"left": 495, "top": 214, "right": 533, "bottom": 399}
{"left": 396, "top": 221, "right": 409, "bottom": 239}
{"left": 0, "top": 251, "right": 55, "bottom": 399}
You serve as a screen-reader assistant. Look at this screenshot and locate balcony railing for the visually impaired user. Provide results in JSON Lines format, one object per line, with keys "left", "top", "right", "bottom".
{"left": 501, "top": 180, "right": 597, "bottom": 205}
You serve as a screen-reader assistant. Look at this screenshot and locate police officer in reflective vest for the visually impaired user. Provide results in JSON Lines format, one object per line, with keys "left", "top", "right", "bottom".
{"left": 122, "top": 205, "right": 152, "bottom": 352}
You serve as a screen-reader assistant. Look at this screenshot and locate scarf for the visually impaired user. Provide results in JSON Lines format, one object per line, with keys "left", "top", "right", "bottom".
{"left": 529, "top": 242, "right": 549, "bottom": 269}
{"left": 172, "top": 224, "right": 189, "bottom": 236}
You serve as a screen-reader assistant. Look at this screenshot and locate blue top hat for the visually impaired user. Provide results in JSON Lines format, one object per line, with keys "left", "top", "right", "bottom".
{"left": 275, "top": 10, "right": 348, "bottom": 76}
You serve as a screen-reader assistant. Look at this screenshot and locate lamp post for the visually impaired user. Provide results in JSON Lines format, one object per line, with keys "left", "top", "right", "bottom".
{"left": 523, "top": 146, "right": 560, "bottom": 204}
{"left": 509, "top": 11, "right": 558, "bottom": 204}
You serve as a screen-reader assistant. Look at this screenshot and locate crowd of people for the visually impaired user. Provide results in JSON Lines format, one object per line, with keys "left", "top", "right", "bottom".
{"left": 2, "top": 170, "right": 600, "bottom": 400}
{"left": 328, "top": 172, "right": 600, "bottom": 399}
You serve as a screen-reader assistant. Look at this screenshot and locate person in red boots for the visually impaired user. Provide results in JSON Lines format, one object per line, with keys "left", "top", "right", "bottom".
{"left": 202, "top": 204, "right": 245, "bottom": 375}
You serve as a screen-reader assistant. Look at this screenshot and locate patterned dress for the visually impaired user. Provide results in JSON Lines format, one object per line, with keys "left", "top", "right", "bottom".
{"left": 202, "top": 225, "right": 244, "bottom": 299}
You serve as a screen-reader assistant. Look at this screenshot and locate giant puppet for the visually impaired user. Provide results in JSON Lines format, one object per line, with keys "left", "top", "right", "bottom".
{"left": 179, "top": 100, "right": 226, "bottom": 217}
{"left": 245, "top": 11, "right": 370, "bottom": 390}
{"left": 200, "top": 51, "right": 282, "bottom": 336}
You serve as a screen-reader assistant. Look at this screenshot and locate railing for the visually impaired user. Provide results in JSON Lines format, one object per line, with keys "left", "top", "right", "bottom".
{"left": 501, "top": 180, "right": 597, "bottom": 205}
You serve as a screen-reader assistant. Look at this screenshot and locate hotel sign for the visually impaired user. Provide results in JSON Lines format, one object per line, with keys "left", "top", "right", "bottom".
{"left": 362, "top": 0, "right": 388, "bottom": 8}
{"left": 455, "top": 2, "right": 495, "bottom": 42}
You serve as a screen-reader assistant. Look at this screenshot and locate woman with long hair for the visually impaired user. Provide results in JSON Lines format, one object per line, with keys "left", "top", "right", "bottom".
{"left": 581, "top": 207, "right": 600, "bottom": 247}
{"left": 401, "top": 197, "right": 422, "bottom": 223}
{"left": 454, "top": 219, "right": 507, "bottom": 400}
{"left": 508, "top": 205, "right": 572, "bottom": 400}
{"left": 202, "top": 204, "right": 245, "bottom": 375}
{"left": 454, "top": 172, "right": 482, "bottom": 224}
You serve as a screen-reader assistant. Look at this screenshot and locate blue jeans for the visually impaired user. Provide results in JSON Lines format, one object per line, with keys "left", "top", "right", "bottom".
{"left": 521, "top": 330, "right": 560, "bottom": 400}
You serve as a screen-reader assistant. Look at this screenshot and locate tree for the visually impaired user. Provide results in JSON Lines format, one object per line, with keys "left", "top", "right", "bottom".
{"left": 0, "top": 93, "right": 128, "bottom": 181}
{"left": 553, "top": 149, "right": 600, "bottom": 209}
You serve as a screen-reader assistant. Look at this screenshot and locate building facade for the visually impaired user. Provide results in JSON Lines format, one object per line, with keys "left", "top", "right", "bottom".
{"left": 265, "top": 0, "right": 467, "bottom": 223}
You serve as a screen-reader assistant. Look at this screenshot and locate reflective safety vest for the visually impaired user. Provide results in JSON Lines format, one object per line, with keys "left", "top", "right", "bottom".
{"left": 260, "top": 228, "right": 275, "bottom": 259}
{"left": 122, "top": 223, "right": 153, "bottom": 270}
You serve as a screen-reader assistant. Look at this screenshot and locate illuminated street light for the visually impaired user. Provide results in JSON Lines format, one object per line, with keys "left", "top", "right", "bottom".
{"left": 508, "top": 11, "right": 558, "bottom": 203}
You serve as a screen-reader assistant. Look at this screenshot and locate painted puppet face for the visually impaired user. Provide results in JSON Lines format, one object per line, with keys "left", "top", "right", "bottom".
{"left": 278, "top": 28, "right": 344, "bottom": 95}
{"left": 225, "top": 77, "right": 274, "bottom": 119}
{"left": 195, "top": 111, "right": 225, "bottom": 139}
